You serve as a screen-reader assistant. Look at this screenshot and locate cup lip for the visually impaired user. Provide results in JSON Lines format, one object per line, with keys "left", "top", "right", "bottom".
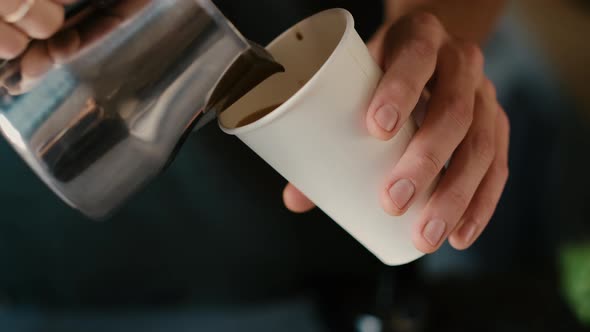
{"left": 219, "top": 8, "right": 355, "bottom": 135}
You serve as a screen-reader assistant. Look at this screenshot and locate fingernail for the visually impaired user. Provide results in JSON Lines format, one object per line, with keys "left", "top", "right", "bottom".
{"left": 374, "top": 105, "right": 398, "bottom": 132}
{"left": 423, "top": 219, "right": 446, "bottom": 247}
{"left": 388, "top": 179, "right": 415, "bottom": 210}
{"left": 460, "top": 224, "right": 478, "bottom": 245}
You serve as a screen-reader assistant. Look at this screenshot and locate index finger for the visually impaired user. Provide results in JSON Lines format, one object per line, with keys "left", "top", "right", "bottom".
{"left": 366, "top": 13, "right": 446, "bottom": 141}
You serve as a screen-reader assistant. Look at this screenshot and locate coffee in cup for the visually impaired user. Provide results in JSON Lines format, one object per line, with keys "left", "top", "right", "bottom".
{"left": 236, "top": 103, "right": 283, "bottom": 127}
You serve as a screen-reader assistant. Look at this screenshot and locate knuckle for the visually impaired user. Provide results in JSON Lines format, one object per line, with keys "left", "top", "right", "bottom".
{"left": 411, "top": 12, "right": 443, "bottom": 33}
{"left": 460, "top": 42, "right": 484, "bottom": 69}
{"left": 385, "top": 77, "right": 422, "bottom": 105}
{"left": 444, "top": 41, "right": 484, "bottom": 82}
{"left": 442, "top": 94, "right": 474, "bottom": 131}
{"left": 415, "top": 150, "right": 443, "bottom": 177}
{"left": 405, "top": 36, "right": 438, "bottom": 59}
{"left": 470, "top": 130, "right": 496, "bottom": 166}
{"left": 447, "top": 187, "right": 471, "bottom": 209}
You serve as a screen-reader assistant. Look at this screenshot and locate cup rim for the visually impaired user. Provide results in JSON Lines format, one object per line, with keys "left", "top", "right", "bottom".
{"left": 219, "top": 8, "right": 355, "bottom": 135}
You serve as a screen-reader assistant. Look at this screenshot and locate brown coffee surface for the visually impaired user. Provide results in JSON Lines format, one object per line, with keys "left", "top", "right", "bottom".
{"left": 237, "top": 103, "right": 283, "bottom": 127}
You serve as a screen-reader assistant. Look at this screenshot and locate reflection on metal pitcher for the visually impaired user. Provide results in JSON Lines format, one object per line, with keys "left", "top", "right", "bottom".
{"left": 0, "top": 0, "right": 283, "bottom": 219}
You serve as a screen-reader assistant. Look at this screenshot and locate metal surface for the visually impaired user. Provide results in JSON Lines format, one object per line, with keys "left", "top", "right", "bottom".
{"left": 0, "top": 0, "right": 283, "bottom": 219}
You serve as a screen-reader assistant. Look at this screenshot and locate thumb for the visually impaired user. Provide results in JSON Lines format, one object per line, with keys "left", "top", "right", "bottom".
{"left": 283, "top": 183, "right": 316, "bottom": 213}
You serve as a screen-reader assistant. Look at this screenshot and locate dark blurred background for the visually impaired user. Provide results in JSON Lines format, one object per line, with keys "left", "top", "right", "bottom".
{"left": 0, "top": 1, "right": 589, "bottom": 332}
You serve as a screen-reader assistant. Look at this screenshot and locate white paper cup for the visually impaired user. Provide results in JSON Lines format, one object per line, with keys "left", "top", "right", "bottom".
{"left": 219, "top": 9, "right": 435, "bottom": 265}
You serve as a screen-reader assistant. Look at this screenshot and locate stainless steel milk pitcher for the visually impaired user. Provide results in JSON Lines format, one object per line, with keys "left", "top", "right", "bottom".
{"left": 0, "top": 0, "right": 283, "bottom": 218}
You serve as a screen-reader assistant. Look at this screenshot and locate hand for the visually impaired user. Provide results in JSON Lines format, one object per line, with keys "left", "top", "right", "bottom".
{"left": 0, "top": 0, "right": 75, "bottom": 94}
{"left": 283, "top": 12, "right": 510, "bottom": 253}
{"left": 0, "top": 0, "right": 76, "bottom": 60}
{"left": 0, "top": 0, "right": 150, "bottom": 95}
